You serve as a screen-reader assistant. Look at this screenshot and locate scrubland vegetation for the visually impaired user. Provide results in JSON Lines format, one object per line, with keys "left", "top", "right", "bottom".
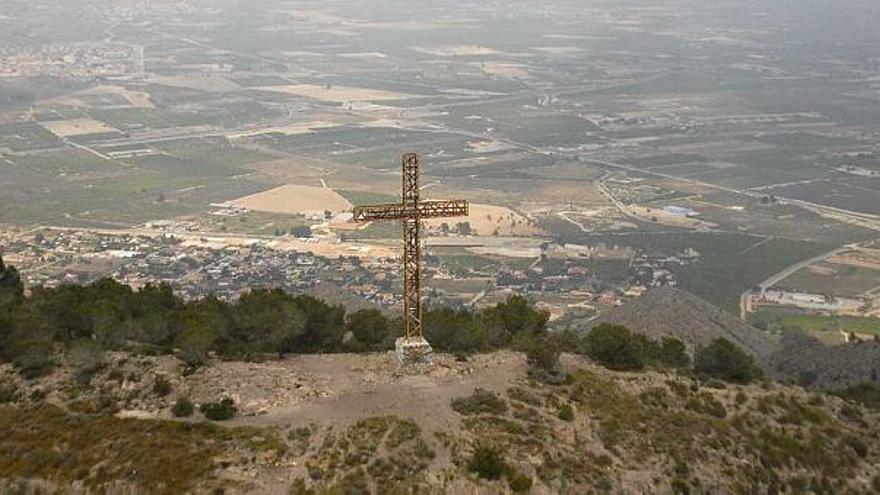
{"left": 2, "top": 255, "right": 880, "bottom": 492}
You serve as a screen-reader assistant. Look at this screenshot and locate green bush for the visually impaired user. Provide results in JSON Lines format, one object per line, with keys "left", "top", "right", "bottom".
{"left": 685, "top": 392, "right": 726, "bottom": 418}
{"left": 288, "top": 478, "right": 315, "bottom": 495}
{"left": 524, "top": 337, "right": 560, "bottom": 373}
{"left": 345, "top": 308, "right": 390, "bottom": 350}
{"left": 451, "top": 388, "right": 508, "bottom": 416}
{"left": 0, "top": 382, "right": 18, "bottom": 403}
{"left": 201, "top": 398, "right": 237, "bottom": 421}
{"left": 507, "top": 470, "right": 533, "bottom": 493}
{"left": 671, "top": 478, "right": 691, "bottom": 495}
{"left": 651, "top": 337, "right": 691, "bottom": 369}
{"left": 523, "top": 336, "right": 567, "bottom": 384}
{"left": 833, "top": 383, "right": 880, "bottom": 410}
{"left": 694, "top": 338, "right": 761, "bottom": 384}
{"left": 582, "top": 323, "right": 645, "bottom": 371}
{"left": 171, "top": 397, "right": 194, "bottom": 417}
{"left": 843, "top": 435, "right": 868, "bottom": 458}
{"left": 468, "top": 443, "right": 505, "bottom": 480}
{"left": 424, "top": 307, "right": 487, "bottom": 354}
{"left": 557, "top": 403, "right": 575, "bottom": 421}
{"left": 153, "top": 375, "right": 172, "bottom": 397}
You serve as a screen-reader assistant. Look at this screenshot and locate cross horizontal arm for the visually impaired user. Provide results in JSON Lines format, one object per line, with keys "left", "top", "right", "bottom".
{"left": 352, "top": 199, "right": 469, "bottom": 222}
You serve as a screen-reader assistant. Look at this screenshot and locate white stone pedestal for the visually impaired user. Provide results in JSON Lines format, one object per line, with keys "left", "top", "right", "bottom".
{"left": 394, "top": 336, "right": 434, "bottom": 372}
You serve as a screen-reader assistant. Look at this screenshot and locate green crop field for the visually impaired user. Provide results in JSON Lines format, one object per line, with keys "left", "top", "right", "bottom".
{"left": 750, "top": 309, "right": 880, "bottom": 337}
{"left": 0, "top": 122, "right": 62, "bottom": 151}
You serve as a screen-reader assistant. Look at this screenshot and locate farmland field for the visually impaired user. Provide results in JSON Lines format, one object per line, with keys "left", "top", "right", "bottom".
{"left": 226, "top": 184, "right": 353, "bottom": 215}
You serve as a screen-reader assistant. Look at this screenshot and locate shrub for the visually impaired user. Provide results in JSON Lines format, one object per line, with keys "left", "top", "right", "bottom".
{"left": 582, "top": 323, "right": 645, "bottom": 371}
{"left": 201, "top": 398, "right": 237, "bottom": 421}
{"left": 345, "top": 309, "right": 390, "bottom": 350}
{"left": 107, "top": 369, "right": 125, "bottom": 382}
{"left": 685, "top": 393, "right": 726, "bottom": 418}
{"left": 451, "top": 388, "right": 508, "bottom": 416}
{"left": 0, "top": 382, "right": 18, "bottom": 403}
{"left": 523, "top": 336, "right": 567, "bottom": 384}
{"left": 650, "top": 337, "right": 691, "bottom": 369}
{"left": 153, "top": 375, "right": 172, "bottom": 397}
{"left": 524, "top": 337, "right": 560, "bottom": 373}
{"left": 69, "top": 339, "right": 106, "bottom": 376}
{"left": 705, "top": 379, "right": 727, "bottom": 390}
{"left": 671, "top": 478, "right": 691, "bottom": 495}
{"left": 171, "top": 397, "right": 194, "bottom": 417}
{"left": 694, "top": 338, "right": 760, "bottom": 384}
{"left": 833, "top": 383, "right": 880, "bottom": 410}
{"left": 843, "top": 435, "right": 868, "bottom": 458}
{"left": 424, "top": 307, "right": 487, "bottom": 354}
{"left": 507, "top": 470, "right": 533, "bottom": 493}
{"left": 557, "top": 403, "right": 575, "bottom": 421}
{"left": 468, "top": 443, "right": 505, "bottom": 480}
{"left": 288, "top": 478, "right": 315, "bottom": 495}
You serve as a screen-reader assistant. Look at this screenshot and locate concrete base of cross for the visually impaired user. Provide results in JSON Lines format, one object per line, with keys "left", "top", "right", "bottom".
{"left": 394, "top": 336, "right": 434, "bottom": 372}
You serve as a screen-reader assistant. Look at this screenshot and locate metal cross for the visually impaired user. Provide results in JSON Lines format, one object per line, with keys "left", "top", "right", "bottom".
{"left": 352, "top": 153, "right": 469, "bottom": 340}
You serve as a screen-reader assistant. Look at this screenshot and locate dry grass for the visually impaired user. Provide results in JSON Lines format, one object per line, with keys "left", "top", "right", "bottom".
{"left": 0, "top": 404, "right": 284, "bottom": 492}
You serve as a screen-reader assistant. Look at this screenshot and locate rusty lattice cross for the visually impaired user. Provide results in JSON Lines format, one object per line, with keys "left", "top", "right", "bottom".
{"left": 352, "top": 153, "right": 469, "bottom": 340}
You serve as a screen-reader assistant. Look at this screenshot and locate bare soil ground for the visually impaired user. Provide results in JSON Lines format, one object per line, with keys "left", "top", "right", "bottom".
{"left": 226, "top": 184, "right": 353, "bottom": 215}
{"left": 253, "top": 84, "right": 415, "bottom": 102}
{"left": 425, "top": 203, "right": 543, "bottom": 237}
{"left": 40, "top": 118, "right": 121, "bottom": 137}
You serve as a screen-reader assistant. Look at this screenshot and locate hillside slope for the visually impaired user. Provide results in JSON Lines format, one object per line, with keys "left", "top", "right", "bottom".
{"left": 585, "top": 287, "right": 779, "bottom": 362}
{"left": 2, "top": 351, "right": 879, "bottom": 493}
{"left": 772, "top": 329, "right": 880, "bottom": 390}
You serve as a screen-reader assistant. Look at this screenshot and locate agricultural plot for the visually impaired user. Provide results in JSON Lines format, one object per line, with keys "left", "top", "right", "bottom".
{"left": 562, "top": 231, "right": 832, "bottom": 313}
{"left": 152, "top": 75, "right": 242, "bottom": 94}
{"left": 750, "top": 309, "right": 880, "bottom": 338}
{"left": 779, "top": 250, "right": 880, "bottom": 298}
{"left": 253, "top": 84, "right": 417, "bottom": 103}
{"left": 40, "top": 118, "right": 121, "bottom": 138}
{"left": 89, "top": 108, "right": 207, "bottom": 130}
{"left": 196, "top": 210, "right": 310, "bottom": 237}
{"left": 9, "top": 149, "right": 119, "bottom": 176}
{"left": 667, "top": 197, "right": 875, "bottom": 245}
{"left": 226, "top": 184, "right": 352, "bottom": 215}
{"left": 425, "top": 203, "right": 542, "bottom": 237}
{"left": 0, "top": 122, "right": 62, "bottom": 151}
{"left": 770, "top": 179, "right": 880, "bottom": 216}
{"left": 782, "top": 264, "right": 880, "bottom": 297}
{"left": 126, "top": 137, "right": 274, "bottom": 178}
{"left": 35, "top": 85, "right": 154, "bottom": 109}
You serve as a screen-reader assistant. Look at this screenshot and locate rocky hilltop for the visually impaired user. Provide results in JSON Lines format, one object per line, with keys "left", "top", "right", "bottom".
{"left": 1, "top": 351, "right": 879, "bottom": 494}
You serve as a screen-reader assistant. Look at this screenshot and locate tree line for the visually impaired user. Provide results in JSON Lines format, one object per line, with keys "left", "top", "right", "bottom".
{"left": 0, "top": 255, "right": 558, "bottom": 376}
{"left": 0, "top": 254, "right": 760, "bottom": 386}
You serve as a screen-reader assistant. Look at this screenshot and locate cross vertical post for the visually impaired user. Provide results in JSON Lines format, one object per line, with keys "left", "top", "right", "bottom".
{"left": 351, "top": 153, "right": 469, "bottom": 357}
{"left": 401, "top": 153, "right": 421, "bottom": 339}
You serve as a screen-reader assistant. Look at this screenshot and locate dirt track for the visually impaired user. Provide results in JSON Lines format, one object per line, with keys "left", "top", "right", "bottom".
{"left": 228, "top": 352, "right": 527, "bottom": 436}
